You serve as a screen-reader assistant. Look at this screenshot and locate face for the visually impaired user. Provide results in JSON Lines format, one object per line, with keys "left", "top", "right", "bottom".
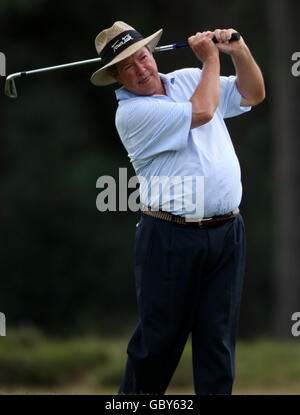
{"left": 111, "top": 46, "right": 165, "bottom": 96}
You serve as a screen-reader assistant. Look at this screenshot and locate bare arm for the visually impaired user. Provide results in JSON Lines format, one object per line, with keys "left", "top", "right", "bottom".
{"left": 231, "top": 46, "right": 265, "bottom": 106}
{"left": 188, "top": 32, "right": 220, "bottom": 129}
{"left": 214, "top": 29, "right": 265, "bottom": 106}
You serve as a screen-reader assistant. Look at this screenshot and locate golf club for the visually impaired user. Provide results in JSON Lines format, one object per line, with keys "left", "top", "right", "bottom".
{"left": 4, "top": 32, "right": 240, "bottom": 98}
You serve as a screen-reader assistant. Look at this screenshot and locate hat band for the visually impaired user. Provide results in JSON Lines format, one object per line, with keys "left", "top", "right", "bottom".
{"left": 100, "top": 30, "right": 144, "bottom": 66}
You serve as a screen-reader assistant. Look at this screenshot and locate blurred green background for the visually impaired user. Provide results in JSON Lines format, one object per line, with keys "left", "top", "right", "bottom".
{"left": 0, "top": 0, "right": 300, "bottom": 394}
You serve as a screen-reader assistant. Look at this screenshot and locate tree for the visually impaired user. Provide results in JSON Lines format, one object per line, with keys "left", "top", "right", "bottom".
{"left": 267, "top": 0, "right": 300, "bottom": 338}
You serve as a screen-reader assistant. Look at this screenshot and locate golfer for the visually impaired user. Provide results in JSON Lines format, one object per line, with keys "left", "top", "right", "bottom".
{"left": 91, "top": 21, "right": 265, "bottom": 395}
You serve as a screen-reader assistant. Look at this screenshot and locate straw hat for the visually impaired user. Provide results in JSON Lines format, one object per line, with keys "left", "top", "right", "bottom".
{"left": 90, "top": 21, "right": 163, "bottom": 86}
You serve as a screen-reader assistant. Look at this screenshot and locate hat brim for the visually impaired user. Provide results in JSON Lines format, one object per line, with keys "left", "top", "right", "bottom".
{"left": 90, "top": 28, "right": 163, "bottom": 86}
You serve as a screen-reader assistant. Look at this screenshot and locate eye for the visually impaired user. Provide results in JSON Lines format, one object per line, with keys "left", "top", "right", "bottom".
{"left": 123, "top": 64, "right": 133, "bottom": 71}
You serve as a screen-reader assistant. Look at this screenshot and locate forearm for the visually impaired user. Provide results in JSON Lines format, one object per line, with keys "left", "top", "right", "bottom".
{"left": 190, "top": 55, "right": 220, "bottom": 129}
{"left": 231, "top": 45, "right": 265, "bottom": 106}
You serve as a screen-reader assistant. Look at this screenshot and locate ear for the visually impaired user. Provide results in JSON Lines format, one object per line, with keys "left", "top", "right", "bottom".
{"left": 108, "top": 71, "right": 122, "bottom": 85}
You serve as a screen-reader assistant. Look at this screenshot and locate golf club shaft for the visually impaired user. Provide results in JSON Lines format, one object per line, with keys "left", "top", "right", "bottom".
{"left": 21, "top": 32, "right": 241, "bottom": 74}
{"left": 23, "top": 56, "right": 103, "bottom": 76}
{"left": 154, "top": 32, "right": 240, "bottom": 52}
{"left": 5, "top": 32, "right": 240, "bottom": 98}
{"left": 4, "top": 57, "right": 102, "bottom": 97}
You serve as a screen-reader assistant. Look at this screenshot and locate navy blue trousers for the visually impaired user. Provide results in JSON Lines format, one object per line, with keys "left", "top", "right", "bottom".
{"left": 119, "top": 213, "right": 246, "bottom": 395}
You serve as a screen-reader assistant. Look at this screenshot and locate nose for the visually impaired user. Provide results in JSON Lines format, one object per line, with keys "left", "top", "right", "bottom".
{"left": 135, "top": 62, "right": 146, "bottom": 76}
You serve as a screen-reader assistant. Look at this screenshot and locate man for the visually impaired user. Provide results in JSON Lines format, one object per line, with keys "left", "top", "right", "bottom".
{"left": 91, "top": 21, "right": 265, "bottom": 395}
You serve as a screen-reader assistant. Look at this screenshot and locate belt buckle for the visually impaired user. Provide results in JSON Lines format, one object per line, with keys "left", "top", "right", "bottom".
{"left": 198, "top": 217, "right": 212, "bottom": 227}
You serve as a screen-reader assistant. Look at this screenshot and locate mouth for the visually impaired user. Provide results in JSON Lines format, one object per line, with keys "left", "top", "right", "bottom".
{"left": 139, "top": 75, "right": 151, "bottom": 85}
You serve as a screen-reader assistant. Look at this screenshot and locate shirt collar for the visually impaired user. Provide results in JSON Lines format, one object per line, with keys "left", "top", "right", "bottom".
{"left": 115, "top": 72, "right": 176, "bottom": 101}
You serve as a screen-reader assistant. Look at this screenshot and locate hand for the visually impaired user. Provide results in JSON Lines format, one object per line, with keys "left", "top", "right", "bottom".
{"left": 188, "top": 31, "right": 219, "bottom": 63}
{"left": 213, "top": 28, "right": 246, "bottom": 56}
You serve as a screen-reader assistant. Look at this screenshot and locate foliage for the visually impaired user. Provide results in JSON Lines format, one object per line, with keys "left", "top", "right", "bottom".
{"left": 0, "top": 328, "right": 108, "bottom": 386}
{"left": 1, "top": 331, "right": 300, "bottom": 394}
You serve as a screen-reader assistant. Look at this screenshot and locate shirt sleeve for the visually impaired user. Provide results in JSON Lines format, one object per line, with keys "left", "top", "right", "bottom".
{"left": 219, "top": 75, "right": 252, "bottom": 119}
{"left": 115, "top": 97, "right": 192, "bottom": 165}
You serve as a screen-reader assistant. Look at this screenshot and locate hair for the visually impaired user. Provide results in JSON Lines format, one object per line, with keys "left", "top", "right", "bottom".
{"left": 108, "top": 64, "right": 118, "bottom": 76}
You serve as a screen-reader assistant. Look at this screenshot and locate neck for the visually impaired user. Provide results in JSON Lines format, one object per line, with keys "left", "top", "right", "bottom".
{"left": 154, "top": 78, "right": 166, "bottom": 95}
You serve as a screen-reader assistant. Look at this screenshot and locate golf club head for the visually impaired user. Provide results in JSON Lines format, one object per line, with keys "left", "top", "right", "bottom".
{"left": 4, "top": 74, "right": 19, "bottom": 98}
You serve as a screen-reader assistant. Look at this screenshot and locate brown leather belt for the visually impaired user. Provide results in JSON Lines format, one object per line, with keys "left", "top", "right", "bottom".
{"left": 142, "top": 207, "right": 239, "bottom": 228}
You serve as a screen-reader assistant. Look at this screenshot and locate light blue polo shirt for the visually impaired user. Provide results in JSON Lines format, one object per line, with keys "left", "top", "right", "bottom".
{"left": 115, "top": 68, "right": 251, "bottom": 218}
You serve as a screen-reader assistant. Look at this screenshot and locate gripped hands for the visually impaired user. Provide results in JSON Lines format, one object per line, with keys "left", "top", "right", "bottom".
{"left": 188, "top": 31, "right": 219, "bottom": 63}
{"left": 213, "top": 28, "right": 245, "bottom": 56}
{"left": 188, "top": 29, "right": 245, "bottom": 61}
